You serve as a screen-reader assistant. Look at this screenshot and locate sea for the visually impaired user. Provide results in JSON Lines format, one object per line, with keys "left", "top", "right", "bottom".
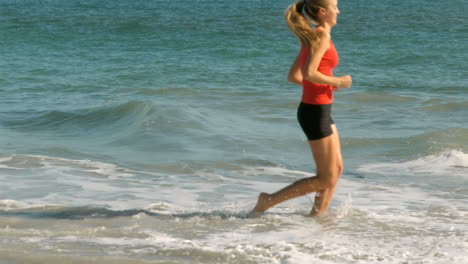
{"left": 1, "top": 0, "right": 467, "bottom": 263}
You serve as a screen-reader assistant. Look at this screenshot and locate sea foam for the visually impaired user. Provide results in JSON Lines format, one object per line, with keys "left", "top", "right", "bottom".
{"left": 358, "top": 150, "right": 468, "bottom": 177}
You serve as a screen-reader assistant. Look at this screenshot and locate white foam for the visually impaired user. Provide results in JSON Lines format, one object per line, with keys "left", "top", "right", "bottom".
{"left": 38, "top": 156, "right": 136, "bottom": 179}
{"left": 144, "top": 202, "right": 173, "bottom": 214}
{"left": 241, "top": 166, "right": 314, "bottom": 178}
{"left": 0, "top": 199, "right": 32, "bottom": 210}
{"left": 1, "top": 157, "right": 466, "bottom": 264}
{"left": 0, "top": 154, "right": 173, "bottom": 210}
{"left": 0, "top": 156, "right": 13, "bottom": 169}
{"left": 334, "top": 193, "right": 352, "bottom": 219}
{"left": 2, "top": 195, "right": 467, "bottom": 264}
{"left": 0, "top": 154, "right": 141, "bottom": 179}
{"left": 358, "top": 150, "right": 468, "bottom": 177}
{"left": 0, "top": 156, "right": 13, "bottom": 163}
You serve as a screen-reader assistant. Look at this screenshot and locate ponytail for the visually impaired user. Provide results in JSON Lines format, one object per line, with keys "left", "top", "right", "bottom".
{"left": 285, "top": 0, "right": 325, "bottom": 48}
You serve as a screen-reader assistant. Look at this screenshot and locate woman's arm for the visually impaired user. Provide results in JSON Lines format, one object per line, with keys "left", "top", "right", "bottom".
{"left": 304, "top": 33, "right": 352, "bottom": 88}
{"left": 288, "top": 46, "right": 305, "bottom": 85}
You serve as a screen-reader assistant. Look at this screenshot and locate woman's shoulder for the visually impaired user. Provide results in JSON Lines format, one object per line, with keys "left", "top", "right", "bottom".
{"left": 317, "top": 29, "right": 331, "bottom": 41}
{"left": 314, "top": 27, "right": 330, "bottom": 39}
{"left": 315, "top": 32, "right": 331, "bottom": 51}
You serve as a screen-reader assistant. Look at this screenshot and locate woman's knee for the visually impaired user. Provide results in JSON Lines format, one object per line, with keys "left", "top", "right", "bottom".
{"left": 323, "top": 177, "right": 339, "bottom": 189}
{"left": 337, "top": 161, "right": 344, "bottom": 177}
{"left": 319, "top": 163, "right": 343, "bottom": 188}
{"left": 334, "top": 162, "right": 344, "bottom": 184}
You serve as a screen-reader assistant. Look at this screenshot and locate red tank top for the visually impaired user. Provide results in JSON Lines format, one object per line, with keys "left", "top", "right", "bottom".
{"left": 298, "top": 41, "right": 339, "bottom": 105}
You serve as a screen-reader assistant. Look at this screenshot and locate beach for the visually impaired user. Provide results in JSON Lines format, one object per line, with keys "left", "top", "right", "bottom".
{"left": 1, "top": 0, "right": 467, "bottom": 263}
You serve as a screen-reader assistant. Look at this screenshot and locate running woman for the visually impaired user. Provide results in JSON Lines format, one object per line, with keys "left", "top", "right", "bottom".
{"left": 251, "top": 0, "right": 352, "bottom": 216}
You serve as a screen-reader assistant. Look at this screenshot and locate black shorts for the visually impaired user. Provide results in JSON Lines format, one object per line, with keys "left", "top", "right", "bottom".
{"left": 297, "top": 102, "right": 334, "bottom": 141}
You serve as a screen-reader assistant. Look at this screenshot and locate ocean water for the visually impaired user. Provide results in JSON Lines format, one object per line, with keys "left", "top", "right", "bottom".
{"left": 1, "top": 0, "right": 467, "bottom": 263}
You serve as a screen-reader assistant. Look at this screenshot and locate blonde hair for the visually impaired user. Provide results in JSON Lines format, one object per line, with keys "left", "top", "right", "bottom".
{"left": 284, "top": 0, "right": 329, "bottom": 48}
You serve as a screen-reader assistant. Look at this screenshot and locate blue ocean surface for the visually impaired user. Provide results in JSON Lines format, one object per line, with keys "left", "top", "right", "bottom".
{"left": 1, "top": 0, "right": 467, "bottom": 263}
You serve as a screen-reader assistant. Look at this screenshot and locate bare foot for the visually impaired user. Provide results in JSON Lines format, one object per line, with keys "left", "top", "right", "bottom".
{"left": 247, "top": 192, "right": 271, "bottom": 217}
{"left": 310, "top": 207, "right": 327, "bottom": 217}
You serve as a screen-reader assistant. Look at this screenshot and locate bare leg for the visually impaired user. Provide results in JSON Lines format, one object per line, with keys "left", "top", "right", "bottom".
{"left": 250, "top": 125, "right": 343, "bottom": 216}
{"left": 251, "top": 176, "right": 328, "bottom": 213}
{"left": 310, "top": 125, "right": 343, "bottom": 216}
{"left": 310, "top": 185, "right": 337, "bottom": 216}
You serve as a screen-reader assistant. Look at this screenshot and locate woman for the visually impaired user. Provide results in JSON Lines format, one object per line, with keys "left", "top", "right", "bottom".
{"left": 250, "top": 0, "right": 352, "bottom": 216}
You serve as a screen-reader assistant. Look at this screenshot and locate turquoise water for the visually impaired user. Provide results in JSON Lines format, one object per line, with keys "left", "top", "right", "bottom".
{"left": 1, "top": 0, "right": 467, "bottom": 263}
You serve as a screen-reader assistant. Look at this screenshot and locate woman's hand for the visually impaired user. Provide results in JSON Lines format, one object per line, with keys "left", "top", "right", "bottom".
{"left": 338, "top": 75, "right": 352, "bottom": 88}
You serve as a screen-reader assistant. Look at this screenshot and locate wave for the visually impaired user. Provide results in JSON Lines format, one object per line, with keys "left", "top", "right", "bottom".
{"left": 3, "top": 100, "right": 155, "bottom": 135}
{"left": 343, "top": 91, "right": 417, "bottom": 104}
{"left": 422, "top": 101, "right": 468, "bottom": 113}
{"left": 0, "top": 204, "right": 157, "bottom": 220}
{"left": 1, "top": 97, "right": 258, "bottom": 147}
{"left": 0, "top": 200, "right": 251, "bottom": 220}
{"left": 344, "top": 128, "right": 468, "bottom": 153}
{"left": 0, "top": 204, "right": 149, "bottom": 220}
{"left": 358, "top": 149, "right": 468, "bottom": 178}
{"left": 0, "top": 153, "right": 166, "bottom": 185}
